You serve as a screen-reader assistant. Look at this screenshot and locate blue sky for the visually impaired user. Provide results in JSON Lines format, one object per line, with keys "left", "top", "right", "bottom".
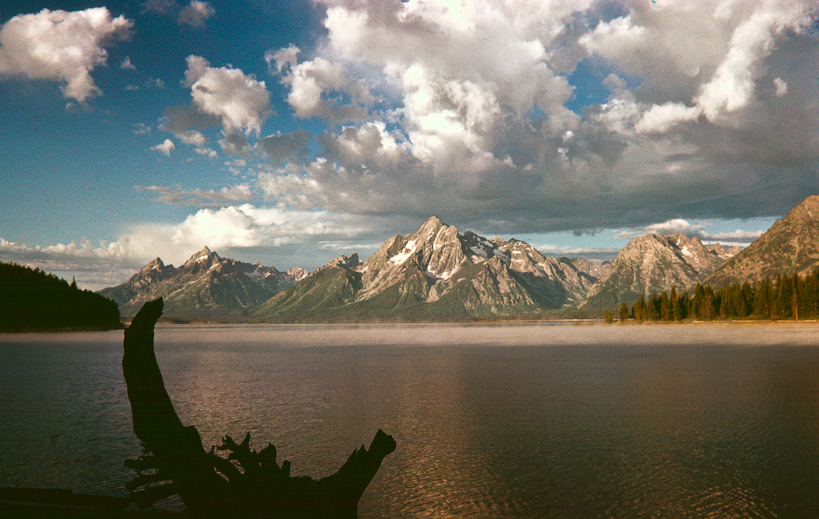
{"left": 1, "top": 0, "right": 817, "bottom": 289}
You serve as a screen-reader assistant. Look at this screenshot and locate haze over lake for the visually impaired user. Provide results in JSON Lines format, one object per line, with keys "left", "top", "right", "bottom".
{"left": 3, "top": 323, "right": 819, "bottom": 518}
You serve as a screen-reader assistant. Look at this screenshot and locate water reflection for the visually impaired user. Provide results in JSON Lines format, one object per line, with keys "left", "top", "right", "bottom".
{"left": 3, "top": 325, "right": 819, "bottom": 517}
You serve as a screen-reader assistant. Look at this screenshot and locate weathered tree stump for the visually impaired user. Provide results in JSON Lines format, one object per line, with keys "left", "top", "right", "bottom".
{"left": 123, "top": 298, "right": 395, "bottom": 518}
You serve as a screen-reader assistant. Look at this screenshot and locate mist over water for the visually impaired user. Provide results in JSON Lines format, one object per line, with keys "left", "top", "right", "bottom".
{"left": 2, "top": 323, "right": 819, "bottom": 517}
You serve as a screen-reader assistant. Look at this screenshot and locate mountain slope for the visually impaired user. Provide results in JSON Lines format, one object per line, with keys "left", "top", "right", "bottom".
{"left": 253, "top": 217, "right": 605, "bottom": 321}
{"left": 98, "top": 247, "right": 303, "bottom": 317}
{"left": 582, "top": 234, "right": 735, "bottom": 308}
{"left": 705, "top": 195, "right": 819, "bottom": 287}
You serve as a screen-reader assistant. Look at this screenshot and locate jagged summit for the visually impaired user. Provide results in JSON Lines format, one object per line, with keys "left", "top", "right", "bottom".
{"left": 183, "top": 246, "right": 219, "bottom": 266}
{"left": 416, "top": 215, "right": 446, "bottom": 236}
{"left": 140, "top": 257, "right": 166, "bottom": 272}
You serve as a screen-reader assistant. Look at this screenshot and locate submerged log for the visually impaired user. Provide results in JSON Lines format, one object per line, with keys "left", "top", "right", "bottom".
{"left": 123, "top": 298, "right": 395, "bottom": 518}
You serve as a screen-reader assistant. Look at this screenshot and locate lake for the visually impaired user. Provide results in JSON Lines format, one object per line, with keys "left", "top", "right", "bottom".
{"left": 2, "top": 323, "right": 819, "bottom": 518}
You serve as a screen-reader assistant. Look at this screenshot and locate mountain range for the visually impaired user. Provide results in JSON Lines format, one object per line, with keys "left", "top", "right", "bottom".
{"left": 98, "top": 195, "right": 819, "bottom": 321}
{"left": 98, "top": 247, "right": 306, "bottom": 318}
{"left": 251, "top": 216, "right": 603, "bottom": 321}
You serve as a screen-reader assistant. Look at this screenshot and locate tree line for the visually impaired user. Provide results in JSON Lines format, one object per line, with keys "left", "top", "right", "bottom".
{"left": 0, "top": 262, "right": 122, "bottom": 331}
{"left": 614, "top": 270, "right": 819, "bottom": 322}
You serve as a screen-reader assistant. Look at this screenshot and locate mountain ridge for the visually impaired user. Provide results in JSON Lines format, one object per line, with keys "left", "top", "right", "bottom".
{"left": 704, "top": 195, "right": 819, "bottom": 287}
{"left": 251, "top": 216, "right": 607, "bottom": 321}
{"left": 98, "top": 247, "right": 303, "bottom": 317}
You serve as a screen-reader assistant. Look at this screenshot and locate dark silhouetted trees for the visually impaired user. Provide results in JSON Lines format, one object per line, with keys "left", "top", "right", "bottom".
{"left": 0, "top": 262, "right": 121, "bottom": 331}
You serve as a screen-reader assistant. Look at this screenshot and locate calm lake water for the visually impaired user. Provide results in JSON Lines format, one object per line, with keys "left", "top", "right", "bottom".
{"left": 2, "top": 323, "right": 819, "bottom": 518}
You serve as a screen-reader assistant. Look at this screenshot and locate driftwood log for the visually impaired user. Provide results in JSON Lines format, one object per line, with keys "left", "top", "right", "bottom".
{"left": 122, "top": 298, "right": 395, "bottom": 518}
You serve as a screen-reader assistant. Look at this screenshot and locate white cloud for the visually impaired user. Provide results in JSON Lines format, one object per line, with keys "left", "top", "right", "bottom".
{"left": 177, "top": 130, "right": 206, "bottom": 146}
{"left": 773, "top": 77, "right": 788, "bottom": 97}
{"left": 635, "top": 102, "right": 701, "bottom": 134}
{"left": 265, "top": 44, "right": 299, "bottom": 76}
{"left": 0, "top": 7, "right": 133, "bottom": 103}
{"left": 1, "top": 204, "right": 397, "bottom": 288}
{"left": 630, "top": 219, "right": 765, "bottom": 244}
{"left": 148, "top": 77, "right": 165, "bottom": 89}
{"left": 274, "top": 54, "right": 374, "bottom": 121}
{"left": 194, "top": 147, "right": 218, "bottom": 158}
{"left": 695, "top": 4, "right": 812, "bottom": 121}
{"left": 184, "top": 55, "right": 271, "bottom": 135}
{"left": 248, "top": 0, "right": 819, "bottom": 234}
{"left": 0, "top": 237, "right": 143, "bottom": 291}
{"left": 151, "top": 138, "right": 175, "bottom": 156}
{"left": 120, "top": 56, "right": 136, "bottom": 70}
{"left": 643, "top": 219, "right": 706, "bottom": 237}
{"left": 178, "top": 1, "right": 215, "bottom": 28}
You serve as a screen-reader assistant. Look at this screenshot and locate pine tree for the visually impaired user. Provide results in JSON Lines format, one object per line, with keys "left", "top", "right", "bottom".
{"left": 660, "top": 291, "right": 671, "bottom": 321}
{"left": 619, "top": 302, "right": 629, "bottom": 322}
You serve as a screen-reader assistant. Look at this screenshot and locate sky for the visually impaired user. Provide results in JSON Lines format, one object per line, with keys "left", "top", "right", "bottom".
{"left": 1, "top": 0, "right": 818, "bottom": 290}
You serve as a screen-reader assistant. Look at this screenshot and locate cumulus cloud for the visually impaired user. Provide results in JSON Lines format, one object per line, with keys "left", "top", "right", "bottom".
{"left": 635, "top": 102, "right": 701, "bottom": 134}
{"left": 151, "top": 138, "right": 175, "bottom": 156}
{"left": 250, "top": 0, "right": 819, "bottom": 236}
{"left": 694, "top": 3, "right": 812, "bottom": 121}
{"left": 0, "top": 7, "right": 133, "bottom": 103}
{"left": 0, "top": 237, "right": 144, "bottom": 291}
{"left": 178, "top": 1, "right": 215, "bottom": 28}
{"left": 184, "top": 55, "right": 271, "bottom": 135}
{"left": 272, "top": 49, "right": 374, "bottom": 121}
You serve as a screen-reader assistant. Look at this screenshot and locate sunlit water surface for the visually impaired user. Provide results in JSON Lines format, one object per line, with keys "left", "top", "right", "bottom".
{"left": 2, "top": 323, "right": 819, "bottom": 518}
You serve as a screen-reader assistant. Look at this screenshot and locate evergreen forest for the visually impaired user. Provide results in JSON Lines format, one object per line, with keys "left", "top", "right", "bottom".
{"left": 618, "top": 271, "right": 819, "bottom": 322}
{"left": 0, "top": 262, "right": 122, "bottom": 332}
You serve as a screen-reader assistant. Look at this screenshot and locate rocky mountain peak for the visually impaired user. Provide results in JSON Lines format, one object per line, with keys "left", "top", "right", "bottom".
{"left": 417, "top": 216, "right": 446, "bottom": 236}
{"left": 581, "top": 232, "right": 729, "bottom": 308}
{"left": 323, "top": 254, "right": 361, "bottom": 271}
{"left": 793, "top": 194, "right": 819, "bottom": 222}
{"left": 140, "top": 257, "right": 166, "bottom": 273}
{"left": 286, "top": 267, "right": 310, "bottom": 281}
{"left": 704, "top": 194, "right": 819, "bottom": 287}
{"left": 183, "top": 246, "right": 220, "bottom": 267}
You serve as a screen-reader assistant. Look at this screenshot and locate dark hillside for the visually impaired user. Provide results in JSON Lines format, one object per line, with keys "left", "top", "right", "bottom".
{"left": 0, "top": 262, "right": 121, "bottom": 331}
